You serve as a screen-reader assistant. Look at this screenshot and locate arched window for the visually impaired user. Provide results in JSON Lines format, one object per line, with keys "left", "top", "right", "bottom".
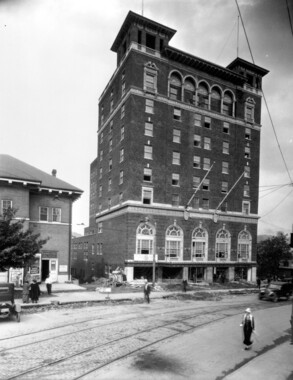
{"left": 165, "top": 224, "right": 183, "bottom": 260}
{"left": 191, "top": 227, "right": 208, "bottom": 259}
{"left": 238, "top": 230, "right": 252, "bottom": 260}
{"left": 169, "top": 72, "right": 182, "bottom": 101}
{"left": 183, "top": 78, "right": 196, "bottom": 104}
{"left": 136, "top": 222, "right": 155, "bottom": 256}
{"left": 223, "top": 91, "right": 234, "bottom": 116}
{"left": 197, "top": 82, "right": 209, "bottom": 109}
{"left": 211, "top": 87, "right": 221, "bottom": 112}
{"left": 215, "top": 228, "right": 231, "bottom": 259}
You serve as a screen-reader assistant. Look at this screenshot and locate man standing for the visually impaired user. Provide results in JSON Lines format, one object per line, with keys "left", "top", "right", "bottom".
{"left": 143, "top": 279, "right": 151, "bottom": 304}
{"left": 45, "top": 273, "right": 53, "bottom": 295}
{"left": 240, "top": 308, "right": 255, "bottom": 350}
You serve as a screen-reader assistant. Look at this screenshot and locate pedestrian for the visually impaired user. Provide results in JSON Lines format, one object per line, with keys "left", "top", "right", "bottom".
{"left": 257, "top": 278, "right": 261, "bottom": 289}
{"left": 29, "top": 279, "right": 40, "bottom": 303}
{"left": 240, "top": 308, "right": 255, "bottom": 350}
{"left": 45, "top": 273, "right": 53, "bottom": 295}
{"left": 22, "top": 280, "right": 30, "bottom": 303}
{"left": 143, "top": 279, "right": 151, "bottom": 304}
{"left": 182, "top": 279, "right": 187, "bottom": 292}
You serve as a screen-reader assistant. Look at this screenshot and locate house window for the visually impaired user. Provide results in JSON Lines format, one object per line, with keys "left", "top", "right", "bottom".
{"left": 202, "top": 198, "right": 209, "bottom": 210}
{"left": 242, "top": 201, "right": 250, "bottom": 215}
{"left": 222, "top": 161, "right": 229, "bottom": 174}
{"left": 204, "top": 117, "right": 211, "bottom": 129}
{"left": 194, "top": 113, "right": 201, "bottom": 127}
{"left": 211, "top": 87, "right": 221, "bottom": 112}
{"left": 173, "top": 129, "right": 181, "bottom": 143}
{"left": 121, "top": 125, "right": 125, "bottom": 141}
{"left": 145, "top": 122, "right": 153, "bottom": 137}
{"left": 98, "top": 222, "right": 103, "bottom": 233}
{"left": 1, "top": 200, "right": 12, "bottom": 214}
{"left": 221, "top": 181, "right": 228, "bottom": 193}
{"left": 172, "top": 194, "right": 180, "bottom": 206}
{"left": 192, "top": 227, "right": 208, "bottom": 259}
{"left": 136, "top": 222, "right": 154, "bottom": 255}
{"left": 244, "top": 166, "right": 250, "bottom": 178}
{"left": 121, "top": 104, "right": 125, "bottom": 119}
{"left": 143, "top": 168, "right": 152, "bottom": 182}
{"left": 52, "top": 208, "right": 61, "bottom": 222}
{"left": 109, "top": 158, "right": 112, "bottom": 171}
{"left": 244, "top": 147, "right": 251, "bottom": 159}
{"left": 119, "top": 170, "right": 124, "bottom": 185}
{"left": 173, "top": 108, "right": 181, "bottom": 121}
{"left": 193, "top": 156, "right": 201, "bottom": 169}
{"left": 142, "top": 188, "right": 153, "bottom": 204}
{"left": 169, "top": 73, "right": 182, "bottom": 101}
{"left": 108, "top": 178, "right": 112, "bottom": 192}
{"left": 223, "top": 92, "right": 233, "bottom": 116}
{"left": 204, "top": 137, "right": 211, "bottom": 150}
{"left": 120, "top": 148, "right": 124, "bottom": 162}
{"left": 244, "top": 185, "right": 250, "bottom": 197}
{"left": 197, "top": 83, "right": 209, "bottom": 109}
{"left": 172, "top": 173, "right": 180, "bottom": 186}
{"left": 245, "top": 128, "right": 251, "bottom": 140}
{"left": 223, "top": 141, "right": 229, "bottom": 154}
{"left": 144, "top": 145, "right": 153, "bottom": 160}
{"left": 193, "top": 176, "right": 200, "bottom": 188}
{"left": 194, "top": 134, "right": 201, "bottom": 148}
{"left": 223, "top": 122, "right": 229, "bottom": 134}
{"left": 165, "top": 224, "right": 183, "bottom": 260}
{"left": 145, "top": 99, "right": 154, "bottom": 113}
{"left": 202, "top": 179, "right": 210, "bottom": 191}
{"left": 216, "top": 229, "right": 230, "bottom": 258}
{"left": 172, "top": 151, "right": 180, "bottom": 165}
{"left": 40, "top": 207, "right": 48, "bottom": 221}
{"left": 203, "top": 157, "right": 210, "bottom": 170}
{"left": 238, "top": 230, "right": 252, "bottom": 259}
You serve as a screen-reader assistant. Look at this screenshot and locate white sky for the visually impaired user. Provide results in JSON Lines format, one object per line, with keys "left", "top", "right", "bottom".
{"left": 0, "top": 0, "right": 292, "bottom": 236}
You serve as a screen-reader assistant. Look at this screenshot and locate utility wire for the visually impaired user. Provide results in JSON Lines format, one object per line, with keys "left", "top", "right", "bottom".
{"left": 286, "top": 0, "right": 293, "bottom": 37}
{"left": 261, "top": 188, "right": 293, "bottom": 218}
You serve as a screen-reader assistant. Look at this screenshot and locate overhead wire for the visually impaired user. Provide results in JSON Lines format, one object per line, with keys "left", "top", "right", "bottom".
{"left": 286, "top": 0, "right": 293, "bottom": 37}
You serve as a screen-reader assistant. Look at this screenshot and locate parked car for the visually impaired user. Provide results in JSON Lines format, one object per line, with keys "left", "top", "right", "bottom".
{"left": 259, "top": 281, "right": 293, "bottom": 302}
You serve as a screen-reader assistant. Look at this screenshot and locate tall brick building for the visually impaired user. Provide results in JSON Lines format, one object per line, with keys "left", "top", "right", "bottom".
{"left": 91, "top": 11, "right": 268, "bottom": 283}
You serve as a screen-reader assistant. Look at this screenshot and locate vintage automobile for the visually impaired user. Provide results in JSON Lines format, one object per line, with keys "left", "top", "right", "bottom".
{"left": 259, "top": 281, "right": 293, "bottom": 302}
{"left": 0, "top": 283, "right": 21, "bottom": 322}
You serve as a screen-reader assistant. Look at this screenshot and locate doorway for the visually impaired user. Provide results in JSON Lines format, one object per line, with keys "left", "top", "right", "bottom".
{"left": 42, "top": 260, "right": 50, "bottom": 282}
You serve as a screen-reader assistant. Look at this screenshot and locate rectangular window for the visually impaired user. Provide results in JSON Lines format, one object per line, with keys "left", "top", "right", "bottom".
{"left": 172, "top": 194, "right": 179, "bottom": 206}
{"left": 99, "top": 185, "right": 102, "bottom": 197}
{"left": 202, "top": 179, "right": 210, "bottom": 191}
{"left": 194, "top": 134, "right": 201, "bottom": 148}
{"left": 204, "top": 117, "right": 211, "bottom": 129}
{"left": 172, "top": 173, "right": 180, "bottom": 186}
{"left": 193, "top": 176, "right": 200, "bottom": 188}
{"left": 108, "top": 178, "right": 112, "bottom": 192}
{"left": 173, "top": 129, "right": 181, "bottom": 143}
{"left": 40, "top": 207, "right": 48, "bottom": 221}
{"left": 242, "top": 201, "right": 250, "bottom": 215}
{"left": 244, "top": 185, "right": 250, "bottom": 197}
{"left": 121, "top": 125, "right": 125, "bottom": 141}
{"left": 221, "top": 181, "right": 228, "bottom": 193}
{"left": 121, "top": 104, "right": 125, "bottom": 119}
{"left": 145, "top": 122, "right": 153, "bottom": 137}
{"left": 52, "top": 208, "right": 61, "bottom": 222}
{"left": 110, "top": 99, "right": 114, "bottom": 112}
{"left": 98, "top": 222, "right": 103, "bottom": 233}
{"left": 173, "top": 108, "right": 181, "bottom": 121}
{"left": 245, "top": 105, "right": 254, "bottom": 121}
{"left": 193, "top": 197, "right": 200, "bottom": 209}
{"left": 91, "top": 244, "right": 95, "bottom": 255}
{"left": 223, "top": 141, "right": 229, "bottom": 154}
{"left": 99, "top": 167, "right": 102, "bottom": 179}
{"left": 1, "top": 200, "right": 12, "bottom": 214}
{"left": 100, "top": 132, "right": 104, "bottom": 144}
{"left": 245, "top": 128, "right": 251, "bottom": 140}
{"left": 109, "top": 158, "right": 112, "bottom": 171}
{"left": 204, "top": 137, "right": 211, "bottom": 150}
{"left": 143, "top": 168, "right": 152, "bottom": 182}
{"left": 145, "top": 99, "right": 154, "bottom": 113}
{"left": 194, "top": 114, "right": 201, "bottom": 127}
{"left": 109, "top": 139, "right": 112, "bottom": 152}
{"left": 193, "top": 156, "right": 201, "bottom": 169}
{"left": 223, "top": 122, "right": 229, "bottom": 134}
{"left": 203, "top": 157, "right": 210, "bottom": 170}
{"left": 222, "top": 161, "right": 229, "bottom": 174}
{"left": 119, "top": 192, "right": 123, "bottom": 203}
{"left": 108, "top": 198, "right": 112, "bottom": 208}
{"left": 145, "top": 72, "right": 156, "bottom": 93}
{"left": 120, "top": 148, "right": 124, "bottom": 162}
{"left": 100, "top": 150, "right": 103, "bottom": 162}
{"left": 221, "top": 202, "right": 228, "bottom": 212}
{"left": 244, "top": 147, "right": 251, "bottom": 159}
{"left": 172, "top": 151, "right": 180, "bottom": 165}
{"left": 144, "top": 145, "right": 153, "bottom": 160}
{"left": 142, "top": 188, "right": 153, "bottom": 204}
{"left": 119, "top": 170, "right": 124, "bottom": 185}
{"left": 244, "top": 166, "right": 250, "bottom": 178}
{"left": 170, "top": 86, "right": 180, "bottom": 100}
{"left": 202, "top": 198, "right": 209, "bottom": 209}
{"left": 121, "top": 81, "right": 126, "bottom": 97}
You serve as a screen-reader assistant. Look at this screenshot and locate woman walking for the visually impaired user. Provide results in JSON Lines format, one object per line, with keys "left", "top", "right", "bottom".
{"left": 240, "top": 308, "right": 255, "bottom": 350}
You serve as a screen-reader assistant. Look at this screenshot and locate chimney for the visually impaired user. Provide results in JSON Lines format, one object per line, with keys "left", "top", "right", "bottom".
{"left": 52, "top": 169, "right": 57, "bottom": 177}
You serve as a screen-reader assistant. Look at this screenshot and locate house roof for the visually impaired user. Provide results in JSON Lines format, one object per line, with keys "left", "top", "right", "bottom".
{"left": 0, "top": 154, "right": 83, "bottom": 195}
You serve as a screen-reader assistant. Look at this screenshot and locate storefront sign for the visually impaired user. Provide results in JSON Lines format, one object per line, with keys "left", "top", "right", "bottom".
{"left": 59, "top": 265, "right": 68, "bottom": 272}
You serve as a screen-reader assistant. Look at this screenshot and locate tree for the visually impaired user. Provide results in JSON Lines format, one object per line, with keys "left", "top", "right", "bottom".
{"left": 0, "top": 208, "right": 48, "bottom": 272}
{"left": 257, "top": 232, "right": 292, "bottom": 280}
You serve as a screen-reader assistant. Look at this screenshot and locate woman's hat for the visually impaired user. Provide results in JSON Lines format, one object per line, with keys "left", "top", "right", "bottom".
{"left": 245, "top": 308, "right": 251, "bottom": 313}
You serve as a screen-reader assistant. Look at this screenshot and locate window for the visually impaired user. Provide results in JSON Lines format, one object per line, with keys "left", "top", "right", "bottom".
{"left": 99, "top": 168, "right": 102, "bottom": 179}
{"left": 120, "top": 148, "right": 124, "bottom": 162}
{"left": 222, "top": 161, "right": 229, "bottom": 174}
{"left": 145, "top": 122, "right": 153, "bottom": 137}
{"left": 143, "top": 168, "right": 152, "bottom": 182}
{"left": 223, "top": 92, "right": 233, "bottom": 116}
{"left": 211, "top": 87, "right": 221, "bottom": 112}
{"left": 119, "top": 192, "right": 123, "bottom": 203}
{"left": 221, "top": 202, "right": 228, "bottom": 212}
{"left": 204, "top": 117, "right": 211, "bottom": 129}
{"left": 100, "top": 132, "right": 104, "bottom": 144}
{"left": 203, "top": 158, "right": 210, "bottom": 170}
{"left": 144, "top": 145, "right": 153, "bottom": 160}
{"left": 221, "top": 181, "right": 228, "bottom": 193}
{"left": 245, "top": 98, "right": 255, "bottom": 122}
{"left": 193, "top": 197, "right": 200, "bottom": 209}
{"left": 184, "top": 78, "right": 195, "bottom": 104}
{"left": 192, "top": 227, "right": 208, "bottom": 259}
{"left": 172, "top": 194, "right": 179, "bottom": 206}
{"left": 172, "top": 173, "right": 180, "bottom": 186}
{"left": 244, "top": 166, "right": 250, "bottom": 178}
{"left": 172, "top": 151, "right": 180, "bottom": 165}
{"left": 99, "top": 185, "right": 102, "bottom": 197}
{"left": 194, "top": 134, "right": 201, "bottom": 148}
{"left": 109, "top": 139, "right": 112, "bottom": 152}
{"left": 119, "top": 170, "right": 124, "bottom": 185}
{"left": 145, "top": 99, "right": 154, "bottom": 113}
{"left": 121, "top": 125, "right": 125, "bottom": 141}
{"left": 244, "top": 147, "right": 251, "bottom": 159}
{"left": 121, "top": 104, "right": 125, "bottom": 119}
{"left": 223, "top": 141, "right": 229, "bottom": 154}
{"left": 216, "top": 229, "right": 230, "bottom": 259}
{"left": 245, "top": 128, "right": 251, "bottom": 140}
{"left": 109, "top": 158, "right": 112, "bottom": 171}
{"left": 165, "top": 224, "right": 183, "bottom": 260}
{"left": 91, "top": 244, "right": 95, "bottom": 255}
{"left": 223, "top": 122, "right": 229, "bottom": 134}
{"left": 244, "top": 185, "right": 250, "bottom": 197}
{"left": 197, "top": 83, "right": 209, "bottom": 109}
{"left": 108, "top": 198, "right": 112, "bottom": 208}
{"left": 204, "top": 137, "right": 211, "bottom": 150}
{"left": 194, "top": 113, "right": 201, "bottom": 127}
{"left": 101, "top": 105, "right": 104, "bottom": 124}
{"left": 202, "top": 198, "right": 209, "bottom": 210}
{"left": 142, "top": 188, "right": 153, "bottom": 204}
{"left": 173, "top": 108, "right": 181, "bottom": 121}
{"left": 144, "top": 71, "right": 157, "bottom": 93}
{"left": 193, "top": 156, "right": 201, "bottom": 169}
{"left": 100, "top": 150, "right": 103, "bottom": 161}
{"left": 52, "top": 208, "right": 61, "bottom": 222}
{"left": 110, "top": 98, "right": 114, "bottom": 112}
{"left": 173, "top": 129, "right": 181, "bottom": 143}
{"left": 169, "top": 73, "right": 182, "bottom": 101}
{"left": 238, "top": 230, "right": 252, "bottom": 259}
{"left": 202, "top": 179, "right": 210, "bottom": 191}
{"left": 136, "top": 222, "right": 154, "bottom": 255}
{"left": 1, "top": 200, "right": 12, "bottom": 214}
{"left": 98, "top": 222, "right": 103, "bottom": 233}
{"left": 40, "top": 207, "right": 48, "bottom": 221}
{"left": 193, "top": 176, "right": 200, "bottom": 188}
{"left": 121, "top": 71, "right": 125, "bottom": 96}
{"left": 108, "top": 178, "right": 112, "bottom": 192}
{"left": 242, "top": 201, "right": 250, "bottom": 215}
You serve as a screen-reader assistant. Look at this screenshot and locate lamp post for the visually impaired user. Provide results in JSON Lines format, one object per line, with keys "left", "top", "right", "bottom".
{"left": 291, "top": 299, "right": 293, "bottom": 345}
{"left": 152, "top": 222, "right": 157, "bottom": 286}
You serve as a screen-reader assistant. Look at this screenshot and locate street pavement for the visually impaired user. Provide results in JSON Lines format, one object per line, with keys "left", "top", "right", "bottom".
{"left": 14, "top": 283, "right": 293, "bottom": 379}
